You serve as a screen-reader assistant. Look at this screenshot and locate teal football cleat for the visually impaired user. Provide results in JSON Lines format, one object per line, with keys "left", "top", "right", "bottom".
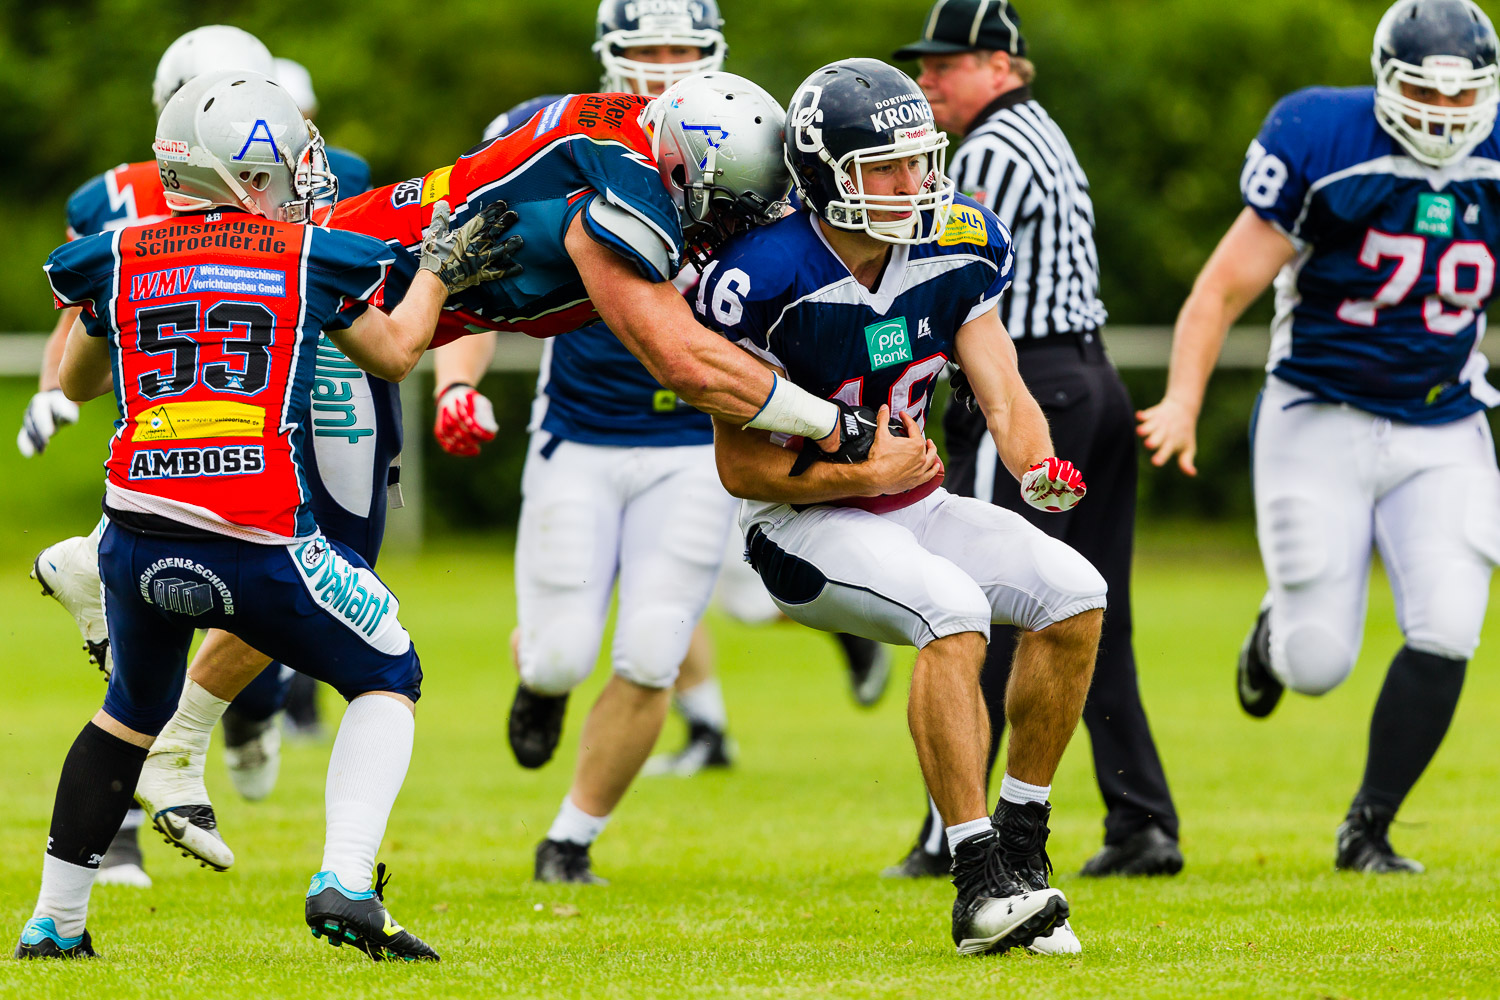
{"left": 14, "top": 918, "right": 97, "bottom": 959}
{"left": 305, "top": 865, "right": 438, "bottom": 962}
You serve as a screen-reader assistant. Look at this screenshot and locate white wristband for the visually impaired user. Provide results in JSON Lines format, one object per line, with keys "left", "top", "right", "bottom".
{"left": 743, "top": 373, "right": 838, "bottom": 440}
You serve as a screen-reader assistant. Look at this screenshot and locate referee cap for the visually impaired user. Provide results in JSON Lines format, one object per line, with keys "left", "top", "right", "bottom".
{"left": 893, "top": 0, "right": 1026, "bottom": 60}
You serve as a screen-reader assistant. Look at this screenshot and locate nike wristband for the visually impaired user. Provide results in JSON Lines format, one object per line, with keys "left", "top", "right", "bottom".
{"left": 743, "top": 373, "right": 839, "bottom": 441}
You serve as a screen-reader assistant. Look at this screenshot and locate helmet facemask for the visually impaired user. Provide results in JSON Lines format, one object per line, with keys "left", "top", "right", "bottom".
{"left": 596, "top": 30, "right": 726, "bottom": 95}
{"left": 817, "top": 130, "right": 955, "bottom": 245}
{"left": 1374, "top": 54, "right": 1500, "bottom": 165}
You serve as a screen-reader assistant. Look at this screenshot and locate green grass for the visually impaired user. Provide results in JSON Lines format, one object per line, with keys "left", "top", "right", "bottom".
{"left": 0, "top": 381, "right": 1498, "bottom": 997}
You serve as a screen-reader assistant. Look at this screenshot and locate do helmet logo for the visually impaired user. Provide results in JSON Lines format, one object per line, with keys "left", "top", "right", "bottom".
{"left": 792, "top": 85, "right": 825, "bottom": 152}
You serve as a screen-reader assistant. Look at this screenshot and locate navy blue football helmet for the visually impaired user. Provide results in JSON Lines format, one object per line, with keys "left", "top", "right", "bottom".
{"left": 784, "top": 59, "right": 954, "bottom": 244}
{"left": 593, "top": 0, "right": 726, "bottom": 95}
{"left": 1373, "top": 0, "right": 1500, "bottom": 164}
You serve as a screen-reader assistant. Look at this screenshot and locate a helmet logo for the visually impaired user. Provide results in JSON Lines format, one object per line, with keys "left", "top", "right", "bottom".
{"left": 623, "top": 0, "right": 705, "bottom": 21}
{"left": 153, "top": 138, "right": 190, "bottom": 162}
{"left": 682, "top": 124, "right": 730, "bottom": 169}
{"left": 792, "top": 84, "right": 825, "bottom": 152}
{"left": 233, "top": 119, "right": 287, "bottom": 162}
{"left": 869, "top": 98, "right": 933, "bottom": 132}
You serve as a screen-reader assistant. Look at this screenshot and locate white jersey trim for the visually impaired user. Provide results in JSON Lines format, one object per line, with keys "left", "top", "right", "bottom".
{"left": 105, "top": 483, "right": 299, "bottom": 545}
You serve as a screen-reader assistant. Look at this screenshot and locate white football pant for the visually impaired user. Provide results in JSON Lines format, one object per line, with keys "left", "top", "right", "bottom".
{"left": 1253, "top": 375, "right": 1500, "bottom": 694}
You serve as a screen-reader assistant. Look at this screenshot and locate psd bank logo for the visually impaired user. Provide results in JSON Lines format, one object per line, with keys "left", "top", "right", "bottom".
{"left": 864, "top": 317, "right": 913, "bottom": 371}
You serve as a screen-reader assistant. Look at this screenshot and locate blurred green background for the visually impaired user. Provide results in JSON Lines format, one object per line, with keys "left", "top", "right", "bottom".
{"left": 0, "top": 0, "right": 1462, "bottom": 532}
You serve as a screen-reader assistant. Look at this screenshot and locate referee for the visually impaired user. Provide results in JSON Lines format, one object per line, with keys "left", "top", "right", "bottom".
{"left": 885, "top": 0, "right": 1183, "bottom": 878}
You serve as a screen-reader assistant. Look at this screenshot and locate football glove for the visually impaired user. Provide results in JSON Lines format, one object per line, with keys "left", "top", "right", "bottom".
{"left": 419, "top": 199, "right": 525, "bottom": 294}
{"left": 433, "top": 383, "right": 498, "bottom": 457}
{"left": 1020, "top": 457, "right": 1087, "bottom": 512}
{"left": 789, "top": 402, "right": 906, "bottom": 477}
{"left": 950, "top": 368, "right": 978, "bottom": 414}
{"left": 17, "top": 389, "right": 79, "bottom": 457}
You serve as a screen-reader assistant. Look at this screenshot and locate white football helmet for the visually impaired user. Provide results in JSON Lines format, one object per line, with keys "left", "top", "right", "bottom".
{"left": 274, "top": 57, "right": 319, "bottom": 119}
{"left": 594, "top": 0, "right": 727, "bottom": 95}
{"left": 152, "top": 25, "right": 274, "bottom": 113}
{"left": 154, "top": 70, "right": 336, "bottom": 223}
{"left": 641, "top": 72, "right": 790, "bottom": 258}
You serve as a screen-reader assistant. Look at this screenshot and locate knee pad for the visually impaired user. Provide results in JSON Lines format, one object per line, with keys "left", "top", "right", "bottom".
{"left": 613, "top": 606, "right": 694, "bottom": 689}
{"left": 518, "top": 617, "right": 600, "bottom": 696}
{"left": 1274, "top": 622, "right": 1356, "bottom": 695}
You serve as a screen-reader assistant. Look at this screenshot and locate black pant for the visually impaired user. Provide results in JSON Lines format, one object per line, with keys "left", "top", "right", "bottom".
{"left": 945, "top": 332, "right": 1178, "bottom": 845}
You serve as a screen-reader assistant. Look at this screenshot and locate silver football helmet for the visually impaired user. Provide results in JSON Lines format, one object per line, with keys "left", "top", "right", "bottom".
{"left": 152, "top": 25, "right": 274, "bottom": 113}
{"left": 154, "top": 70, "right": 337, "bottom": 223}
{"left": 274, "top": 57, "right": 320, "bottom": 119}
{"left": 641, "top": 72, "right": 791, "bottom": 259}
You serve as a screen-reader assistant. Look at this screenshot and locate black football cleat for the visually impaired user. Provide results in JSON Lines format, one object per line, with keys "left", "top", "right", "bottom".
{"left": 880, "top": 839, "right": 951, "bottom": 879}
{"left": 834, "top": 633, "right": 892, "bottom": 707}
{"left": 14, "top": 918, "right": 97, "bottom": 959}
{"left": 508, "top": 685, "right": 569, "bottom": 769}
{"left": 993, "top": 801, "right": 1083, "bottom": 955}
{"left": 642, "top": 722, "right": 734, "bottom": 777}
{"left": 1078, "top": 824, "right": 1184, "bottom": 877}
{"left": 1237, "top": 606, "right": 1283, "bottom": 718}
{"left": 950, "top": 829, "right": 1067, "bottom": 956}
{"left": 534, "top": 839, "right": 609, "bottom": 885}
{"left": 305, "top": 865, "right": 439, "bottom": 962}
{"left": 1336, "top": 804, "right": 1424, "bottom": 874}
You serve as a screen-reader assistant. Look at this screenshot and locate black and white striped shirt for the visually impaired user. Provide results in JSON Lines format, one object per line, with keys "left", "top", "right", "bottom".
{"left": 952, "top": 86, "right": 1108, "bottom": 339}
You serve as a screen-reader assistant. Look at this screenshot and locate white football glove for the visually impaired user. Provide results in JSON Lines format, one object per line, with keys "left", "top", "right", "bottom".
{"left": 434, "top": 383, "right": 498, "bottom": 456}
{"left": 1020, "top": 457, "right": 1087, "bottom": 513}
{"left": 17, "top": 389, "right": 80, "bottom": 457}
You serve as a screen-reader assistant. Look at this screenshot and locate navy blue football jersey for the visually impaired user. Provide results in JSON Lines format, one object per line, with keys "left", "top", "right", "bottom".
{"left": 484, "top": 96, "right": 711, "bottom": 447}
{"left": 697, "top": 198, "right": 1013, "bottom": 506}
{"left": 1246, "top": 86, "right": 1500, "bottom": 422}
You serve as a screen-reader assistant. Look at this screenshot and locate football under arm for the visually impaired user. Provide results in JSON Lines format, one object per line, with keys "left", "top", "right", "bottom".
{"left": 58, "top": 315, "right": 113, "bottom": 402}
{"left": 327, "top": 269, "right": 449, "bottom": 382}
{"left": 711, "top": 414, "right": 881, "bottom": 503}
{"left": 1164, "top": 208, "right": 1298, "bottom": 412}
{"left": 954, "top": 307, "right": 1053, "bottom": 482}
{"left": 564, "top": 213, "right": 839, "bottom": 442}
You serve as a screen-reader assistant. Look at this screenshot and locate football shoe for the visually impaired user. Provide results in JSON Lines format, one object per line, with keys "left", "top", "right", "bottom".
{"left": 31, "top": 536, "right": 110, "bottom": 677}
{"left": 1078, "top": 824, "right": 1184, "bottom": 877}
{"left": 14, "top": 918, "right": 96, "bottom": 959}
{"left": 1336, "top": 804, "right": 1424, "bottom": 874}
{"left": 1237, "top": 605, "right": 1283, "bottom": 718}
{"left": 221, "top": 708, "right": 282, "bottom": 802}
{"left": 135, "top": 747, "right": 233, "bottom": 871}
{"left": 534, "top": 839, "right": 609, "bottom": 885}
{"left": 642, "top": 722, "right": 734, "bottom": 777}
{"left": 508, "top": 685, "right": 568, "bottom": 769}
{"left": 93, "top": 822, "right": 152, "bottom": 888}
{"left": 991, "top": 801, "right": 1082, "bottom": 956}
{"left": 950, "top": 829, "right": 1067, "bottom": 956}
{"left": 306, "top": 865, "right": 439, "bottom": 961}
{"left": 835, "top": 633, "right": 892, "bottom": 708}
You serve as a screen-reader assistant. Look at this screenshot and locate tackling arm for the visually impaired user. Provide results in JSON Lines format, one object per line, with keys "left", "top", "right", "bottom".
{"left": 565, "top": 215, "right": 840, "bottom": 446}
{"left": 1136, "top": 208, "right": 1296, "bottom": 475}
{"left": 328, "top": 270, "right": 448, "bottom": 382}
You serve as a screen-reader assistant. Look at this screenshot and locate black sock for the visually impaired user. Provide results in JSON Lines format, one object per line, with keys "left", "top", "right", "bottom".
{"left": 46, "top": 723, "right": 149, "bottom": 868}
{"left": 1354, "top": 646, "right": 1466, "bottom": 815}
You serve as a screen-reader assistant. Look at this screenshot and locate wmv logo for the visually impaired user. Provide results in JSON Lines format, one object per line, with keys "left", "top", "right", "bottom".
{"left": 864, "top": 318, "right": 913, "bottom": 371}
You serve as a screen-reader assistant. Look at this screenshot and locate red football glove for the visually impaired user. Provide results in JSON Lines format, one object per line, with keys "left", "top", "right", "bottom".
{"left": 1019, "top": 457, "right": 1086, "bottom": 513}
{"left": 434, "top": 383, "right": 498, "bottom": 456}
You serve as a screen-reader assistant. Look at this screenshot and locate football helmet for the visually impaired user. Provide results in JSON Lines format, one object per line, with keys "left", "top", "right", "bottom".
{"left": 152, "top": 25, "right": 274, "bottom": 113}
{"left": 154, "top": 70, "right": 337, "bottom": 223}
{"left": 642, "top": 72, "right": 791, "bottom": 262}
{"left": 785, "top": 59, "right": 954, "bottom": 244}
{"left": 1373, "top": 0, "right": 1500, "bottom": 166}
{"left": 594, "top": 0, "right": 727, "bottom": 95}
{"left": 274, "top": 57, "right": 319, "bottom": 119}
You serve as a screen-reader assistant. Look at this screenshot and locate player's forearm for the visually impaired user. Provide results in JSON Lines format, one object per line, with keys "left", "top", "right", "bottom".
{"left": 333, "top": 271, "right": 447, "bottom": 382}
{"left": 712, "top": 418, "right": 869, "bottom": 503}
{"left": 431, "top": 330, "right": 496, "bottom": 396}
{"left": 984, "top": 392, "right": 1054, "bottom": 482}
{"left": 1162, "top": 284, "right": 1238, "bottom": 417}
{"left": 58, "top": 322, "right": 111, "bottom": 402}
{"left": 40, "top": 309, "right": 78, "bottom": 392}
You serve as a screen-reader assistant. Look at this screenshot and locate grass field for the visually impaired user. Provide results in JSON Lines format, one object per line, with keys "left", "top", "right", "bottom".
{"left": 1, "top": 388, "right": 1498, "bottom": 999}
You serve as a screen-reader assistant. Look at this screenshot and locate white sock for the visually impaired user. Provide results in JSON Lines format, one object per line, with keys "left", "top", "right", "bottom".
{"left": 546, "top": 795, "right": 610, "bottom": 846}
{"left": 675, "top": 679, "right": 727, "bottom": 731}
{"left": 119, "top": 807, "right": 144, "bottom": 832}
{"left": 32, "top": 855, "right": 97, "bottom": 939}
{"left": 1000, "top": 773, "right": 1051, "bottom": 807}
{"left": 146, "top": 680, "right": 230, "bottom": 802}
{"left": 320, "top": 695, "right": 414, "bottom": 894}
{"left": 945, "top": 817, "right": 992, "bottom": 856}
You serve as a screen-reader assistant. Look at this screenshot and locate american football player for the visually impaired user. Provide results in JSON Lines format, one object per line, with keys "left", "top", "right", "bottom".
{"left": 1138, "top": 0, "right": 1500, "bottom": 872}
{"left": 702, "top": 58, "right": 1105, "bottom": 956}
